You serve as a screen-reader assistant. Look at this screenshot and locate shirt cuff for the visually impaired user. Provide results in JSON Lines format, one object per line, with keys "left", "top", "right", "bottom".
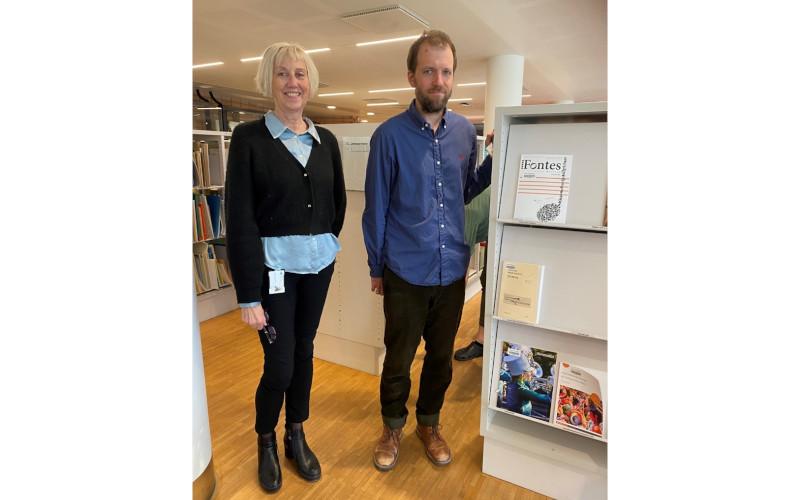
{"left": 239, "top": 302, "right": 261, "bottom": 308}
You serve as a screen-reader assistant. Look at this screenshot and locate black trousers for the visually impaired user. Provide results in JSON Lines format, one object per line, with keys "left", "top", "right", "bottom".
{"left": 380, "top": 267, "right": 466, "bottom": 429}
{"left": 254, "top": 262, "right": 334, "bottom": 434}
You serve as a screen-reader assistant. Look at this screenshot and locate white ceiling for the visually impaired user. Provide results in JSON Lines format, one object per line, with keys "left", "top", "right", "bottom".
{"left": 193, "top": 0, "right": 606, "bottom": 124}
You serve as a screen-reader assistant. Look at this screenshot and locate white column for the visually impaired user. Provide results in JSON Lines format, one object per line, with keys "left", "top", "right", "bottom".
{"left": 484, "top": 55, "right": 524, "bottom": 133}
{"left": 192, "top": 287, "right": 215, "bottom": 495}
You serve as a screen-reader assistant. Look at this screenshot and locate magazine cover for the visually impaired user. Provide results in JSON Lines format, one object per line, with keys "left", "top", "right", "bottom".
{"left": 492, "top": 341, "right": 558, "bottom": 423}
{"left": 512, "top": 153, "right": 572, "bottom": 224}
{"left": 554, "top": 361, "right": 606, "bottom": 438}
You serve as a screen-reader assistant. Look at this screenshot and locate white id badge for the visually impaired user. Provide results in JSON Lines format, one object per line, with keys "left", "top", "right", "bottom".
{"left": 268, "top": 270, "right": 285, "bottom": 294}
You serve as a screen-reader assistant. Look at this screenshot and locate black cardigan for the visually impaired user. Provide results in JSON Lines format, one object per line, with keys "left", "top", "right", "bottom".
{"left": 224, "top": 119, "right": 347, "bottom": 303}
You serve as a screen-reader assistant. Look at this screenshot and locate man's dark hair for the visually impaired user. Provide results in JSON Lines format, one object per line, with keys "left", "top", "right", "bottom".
{"left": 406, "top": 30, "right": 457, "bottom": 73}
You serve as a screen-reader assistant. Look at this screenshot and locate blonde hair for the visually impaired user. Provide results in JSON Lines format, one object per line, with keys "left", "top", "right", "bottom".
{"left": 255, "top": 42, "right": 320, "bottom": 98}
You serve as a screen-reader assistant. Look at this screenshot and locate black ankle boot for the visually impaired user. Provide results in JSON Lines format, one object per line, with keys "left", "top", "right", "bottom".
{"left": 257, "top": 431, "right": 282, "bottom": 492}
{"left": 284, "top": 425, "right": 321, "bottom": 482}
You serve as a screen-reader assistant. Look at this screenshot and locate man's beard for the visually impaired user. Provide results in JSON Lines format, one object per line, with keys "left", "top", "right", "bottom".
{"left": 416, "top": 86, "right": 452, "bottom": 113}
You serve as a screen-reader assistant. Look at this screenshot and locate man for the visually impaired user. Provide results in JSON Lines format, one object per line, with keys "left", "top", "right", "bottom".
{"left": 362, "top": 29, "right": 492, "bottom": 471}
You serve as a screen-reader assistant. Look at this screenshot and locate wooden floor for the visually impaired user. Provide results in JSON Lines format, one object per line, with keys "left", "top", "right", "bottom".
{"left": 200, "top": 293, "right": 550, "bottom": 499}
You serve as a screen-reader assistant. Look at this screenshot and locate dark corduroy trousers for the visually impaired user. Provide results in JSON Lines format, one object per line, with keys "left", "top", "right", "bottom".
{"left": 379, "top": 266, "right": 466, "bottom": 429}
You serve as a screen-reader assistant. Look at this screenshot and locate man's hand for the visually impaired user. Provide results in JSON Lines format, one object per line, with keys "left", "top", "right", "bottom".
{"left": 371, "top": 277, "right": 384, "bottom": 296}
{"left": 485, "top": 130, "right": 494, "bottom": 147}
{"left": 241, "top": 304, "right": 267, "bottom": 330}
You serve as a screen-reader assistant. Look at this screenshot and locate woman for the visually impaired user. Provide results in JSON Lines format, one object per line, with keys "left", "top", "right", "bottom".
{"left": 224, "top": 42, "right": 346, "bottom": 493}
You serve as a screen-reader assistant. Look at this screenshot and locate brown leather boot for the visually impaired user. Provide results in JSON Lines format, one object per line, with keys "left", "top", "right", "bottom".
{"left": 415, "top": 424, "right": 452, "bottom": 466}
{"left": 373, "top": 425, "right": 403, "bottom": 471}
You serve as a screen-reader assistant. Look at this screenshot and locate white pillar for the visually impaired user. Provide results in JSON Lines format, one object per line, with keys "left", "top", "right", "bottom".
{"left": 484, "top": 54, "right": 524, "bottom": 133}
{"left": 192, "top": 288, "right": 216, "bottom": 498}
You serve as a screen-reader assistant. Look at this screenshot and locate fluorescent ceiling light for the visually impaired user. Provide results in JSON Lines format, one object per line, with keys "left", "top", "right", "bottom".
{"left": 457, "top": 82, "right": 486, "bottom": 87}
{"left": 327, "top": 105, "right": 336, "bottom": 109}
{"left": 356, "top": 35, "right": 420, "bottom": 47}
{"left": 366, "top": 102, "right": 399, "bottom": 107}
{"left": 197, "top": 107, "right": 221, "bottom": 110}
{"left": 522, "top": 94, "right": 532, "bottom": 98}
{"left": 367, "top": 112, "right": 375, "bottom": 116}
{"left": 360, "top": 119, "right": 369, "bottom": 123}
{"left": 368, "top": 87, "right": 414, "bottom": 93}
{"left": 318, "top": 91, "right": 354, "bottom": 97}
{"left": 241, "top": 48, "right": 330, "bottom": 63}
{"left": 193, "top": 62, "right": 224, "bottom": 69}
{"left": 449, "top": 98, "right": 473, "bottom": 102}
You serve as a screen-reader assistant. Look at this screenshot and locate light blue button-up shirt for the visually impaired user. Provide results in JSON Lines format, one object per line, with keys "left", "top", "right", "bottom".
{"left": 239, "top": 111, "right": 341, "bottom": 308}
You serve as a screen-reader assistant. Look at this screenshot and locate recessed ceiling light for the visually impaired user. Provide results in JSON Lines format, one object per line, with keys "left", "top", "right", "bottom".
{"left": 327, "top": 105, "right": 336, "bottom": 109}
{"left": 368, "top": 87, "right": 414, "bottom": 93}
{"left": 522, "top": 94, "right": 532, "bottom": 98}
{"left": 305, "top": 48, "right": 331, "bottom": 54}
{"left": 197, "top": 107, "right": 221, "bottom": 110}
{"left": 367, "top": 112, "right": 375, "bottom": 116}
{"left": 318, "top": 92, "right": 354, "bottom": 97}
{"left": 457, "top": 82, "right": 486, "bottom": 87}
{"left": 366, "top": 102, "right": 399, "bottom": 107}
{"left": 193, "top": 62, "right": 224, "bottom": 69}
{"left": 360, "top": 119, "right": 369, "bottom": 123}
{"left": 356, "top": 35, "right": 420, "bottom": 47}
{"left": 449, "top": 98, "right": 473, "bottom": 102}
{"left": 240, "top": 56, "right": 261, "bottom": 62}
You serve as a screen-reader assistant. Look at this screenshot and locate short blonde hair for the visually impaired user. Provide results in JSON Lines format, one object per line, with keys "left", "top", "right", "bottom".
{"left": 255, "top": 42, "right": 320, "bottom": 98}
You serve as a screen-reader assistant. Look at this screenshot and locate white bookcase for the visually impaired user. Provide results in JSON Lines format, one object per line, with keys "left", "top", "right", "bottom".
{"left": 480, "top": 103, "right": 607, "bottom": 500}
{"left": 193, "top": 129, "right": 237, "bottom": 322}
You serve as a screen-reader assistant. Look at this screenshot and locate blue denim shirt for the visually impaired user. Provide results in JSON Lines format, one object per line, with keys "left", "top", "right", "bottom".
{"left": 238, "top": 111, "right": 341, "bottom": 308}
{"left": 362, "top": 101, "right": 492, "bottom": 286}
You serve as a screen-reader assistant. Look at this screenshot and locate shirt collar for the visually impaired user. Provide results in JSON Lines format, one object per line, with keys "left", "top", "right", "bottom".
{"left": 265, "top": 111, "right": 321, "bottom": 143}
{"left": 406, "top": 99, "right": 449, "bottom": 130}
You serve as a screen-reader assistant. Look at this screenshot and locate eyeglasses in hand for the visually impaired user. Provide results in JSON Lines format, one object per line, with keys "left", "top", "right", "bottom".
{"left": 259, "top": 311, "right": 277, "bottom": 344}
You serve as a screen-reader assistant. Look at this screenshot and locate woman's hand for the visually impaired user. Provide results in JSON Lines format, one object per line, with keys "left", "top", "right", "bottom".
{"left": 241, "top": 304, "right": 267, "bottom": 330}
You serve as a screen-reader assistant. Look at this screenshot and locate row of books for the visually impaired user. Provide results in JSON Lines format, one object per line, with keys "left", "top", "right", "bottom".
{"left": 193, "top": 140, "right": 227, "bottom": 188}
{"left": 194, "top": 242, "right": 232, "bottom": 294}
{"left": 193, "top": 193, "right": 225, "bottom": 242}
{"left": 491, "top": 340, "right": 606, "bottom": 439}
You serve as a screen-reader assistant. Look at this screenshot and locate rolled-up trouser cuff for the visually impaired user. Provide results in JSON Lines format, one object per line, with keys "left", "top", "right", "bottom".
{"left": 416, "top": 412, "right": 439, "bottom": 427}
{"left": 382, "top": 415, "right": 406, "bottom": 430}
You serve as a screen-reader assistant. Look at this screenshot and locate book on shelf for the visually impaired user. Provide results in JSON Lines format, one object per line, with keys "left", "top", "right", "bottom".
{"left": 200, "top": 141, "right": 211, "bottom": 188}
{"left": 491, "top": 341, "right": 558, "bottom": 423}
{"left": 205, "top": 193, "right": 223, "bottom": 238}
{"left": 512, "top": 153, "right": 573, "bottom": 224}
{"left": 554, "top": 361, "right": 606, "bottom": 438}
{"left": 207, "top": 144, "right": 225, "bottom": 186}
{"left": 496, "top": 261, "right": 544, "bottom": 323}
{"left": 212, "top": 243, "right": 232, "bottom": 286}
{"left": 194, "top": 264, "right": 209, "bottom": 294}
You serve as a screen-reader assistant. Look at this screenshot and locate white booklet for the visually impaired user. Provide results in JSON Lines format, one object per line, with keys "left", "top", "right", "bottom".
{"left": 496, "top": 261, "right": 544, "bottom": 324}
{"left": 513, "top": 154, "right": 573, "bottom": 224}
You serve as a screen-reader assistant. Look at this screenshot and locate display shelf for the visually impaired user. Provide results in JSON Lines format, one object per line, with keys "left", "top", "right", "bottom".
{"left": 488, "top": 405, "right": 607, "bottom": 443}
{"left": 496, "top": 217, "right": 607, "bottom": 233}
{"left": 491, "top": 315, "right": 607, "bottom": 342}
{"left": 481, "top": 102, "right": 607, "bottom": 500}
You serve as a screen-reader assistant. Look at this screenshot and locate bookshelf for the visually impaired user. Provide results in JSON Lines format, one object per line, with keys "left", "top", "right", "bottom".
{"left": 480, "top": 103, "right": 607, "bottom": 499}
{"left": 193, "top": 129, "right": 236, "bottom": 322}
